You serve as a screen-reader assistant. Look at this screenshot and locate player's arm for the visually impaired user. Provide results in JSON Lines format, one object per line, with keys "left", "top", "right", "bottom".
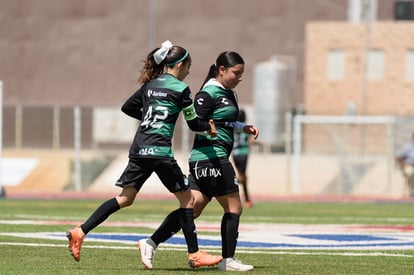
{"left": 121, "top": 87, "right": 144, "bottom": 120}
{"left": 182, "top": 89, "right": 216, "bottom": 137}
{"left": 224, "top": 121, "right": 260, "bottom": 140}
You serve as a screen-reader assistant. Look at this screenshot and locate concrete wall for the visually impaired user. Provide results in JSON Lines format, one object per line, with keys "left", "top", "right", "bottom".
{"left": 304, "top": 21, "right": 414, "bottom": 153}
{"left": 0, "top": 0, "right": 397, "bottom": 149}
{"left": 305, "top": 22, "right": 414, "bottom": 116}
{"left": 1, "top": 0, "right": 365, "bottom": 108}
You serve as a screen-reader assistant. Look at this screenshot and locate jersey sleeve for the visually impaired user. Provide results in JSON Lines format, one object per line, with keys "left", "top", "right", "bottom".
{"left": 181, "top": 88, "right": 211, "bottom": 132}
{"left": 121, "top": 86, "right": 144, "bottom": 120}
{"left": 179, "top": 87, "right": 194, "bottom": 109}
{"left": 193, "top": 91, "right": 215, "bottom": 120}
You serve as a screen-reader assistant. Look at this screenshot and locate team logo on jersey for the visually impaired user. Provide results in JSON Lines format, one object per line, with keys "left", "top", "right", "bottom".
{"left": 197, "top": 98, "right": 204, "bottom": 105}
{"left": 221, "top": 97, "right": 229, "bottom": 105}
{"left": 147, "top": 89, "right": 167, "bottom": 97}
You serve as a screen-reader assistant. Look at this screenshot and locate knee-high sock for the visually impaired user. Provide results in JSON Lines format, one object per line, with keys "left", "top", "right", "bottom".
{"left": 80, "top": 198, "right": 120, "bottom": 234}
{"left": 221, "top": 213, "right": 240, "bottom": 258}
{"left": 179, "top": 208, "right": 199, "bottom": 253}
{"left": 150, "top": 208, "right": 181, "bottom": 245}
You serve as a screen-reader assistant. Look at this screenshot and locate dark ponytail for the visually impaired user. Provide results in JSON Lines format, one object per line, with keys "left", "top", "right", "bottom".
{"left": 138, "top": 48, "right": 164, "bottom": 84}
{"left": 138, "top": 44, "right": 191, "bottom": 84}
{"left": 200, "top": 51, "right": 244, "bottom": 89}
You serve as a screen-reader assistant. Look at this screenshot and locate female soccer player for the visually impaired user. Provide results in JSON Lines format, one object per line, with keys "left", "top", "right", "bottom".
{"left": 138, "top": 51, "right": 259, "bottom": 272}
{"left": 66, "top": 40, "right": 222, "bottom": 269}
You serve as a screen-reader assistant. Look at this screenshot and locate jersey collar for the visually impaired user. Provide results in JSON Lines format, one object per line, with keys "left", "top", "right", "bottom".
{"left": 203, "top": 78, "right": 225, "bottom": 90}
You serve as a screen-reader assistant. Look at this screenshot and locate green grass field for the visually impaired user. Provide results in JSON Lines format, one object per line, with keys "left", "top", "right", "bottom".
{"left": 1, "top": 198, "right": 413, "bottom": 274}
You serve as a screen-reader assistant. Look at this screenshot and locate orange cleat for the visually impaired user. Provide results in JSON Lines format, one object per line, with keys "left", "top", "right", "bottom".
{"left": 66, "top": 226, "right": 84, "bottom": 262}
{"left": 188, "top": 250, "right": 222, "bottom": 268}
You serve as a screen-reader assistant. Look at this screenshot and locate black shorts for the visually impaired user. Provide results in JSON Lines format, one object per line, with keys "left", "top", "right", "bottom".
{"left": 232, "top": 154, "right": 248, "bottom": 174}
{"left": 188, "top": 158, "right": 239, "bottom": 200}
{"left": 115, "top": 157, "right": 189, "bottom": 193}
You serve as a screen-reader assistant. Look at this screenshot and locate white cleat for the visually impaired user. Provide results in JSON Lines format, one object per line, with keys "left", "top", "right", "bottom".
{"left": 218, "top": 257, "right": 254, "bottom": 272}
{"left": 137, "top": 239, "right": 156, "bottom": 270}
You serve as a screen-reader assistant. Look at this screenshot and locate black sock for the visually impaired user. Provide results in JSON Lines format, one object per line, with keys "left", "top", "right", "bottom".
{"left": 221, "top": 213, "right": 240, "bottom": 258}
{"left": 80, "top": 198, "right": 120, "bottom": 234}
{"left": 151, "top": 208, "right": 181, "bottom": 245}
{"left": 179, "top": 208, "right": 198, "bottom": 253}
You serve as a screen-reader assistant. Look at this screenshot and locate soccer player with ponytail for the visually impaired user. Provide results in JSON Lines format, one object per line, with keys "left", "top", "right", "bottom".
{"left": 66, "top": 40, "right": 222, "bottom": 269}
{"left": 139, "top": 51, "right": 259, "bottom": 272}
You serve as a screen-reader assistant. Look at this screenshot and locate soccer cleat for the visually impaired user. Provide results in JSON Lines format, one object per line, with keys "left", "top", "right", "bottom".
{"left": 188, "top": 250, "right": 222, "bottom": 268}
{"left": 138, "top": 239, "right": 156, "bottom": 270}
{"left": 218, "top": 257, "right": 254, "bottom": 272}
{"left": 66, "top": 226, "right": 84, "bottom": 262}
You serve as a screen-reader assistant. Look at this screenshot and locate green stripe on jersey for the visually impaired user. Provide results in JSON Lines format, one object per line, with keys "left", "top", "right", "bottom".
{"left": 144, "top": 123, "right": 175, "bottom": 137}
{"left": 202, "top": 85, "right": 228, "bottom": 98}
{"left": 233, "top": 147, "right": 249, "bottom": 156}
{"left": 154, "top": 99, "right": 181, "bottom": 114}
{"left": 152, "top": 74, "right": 188, "bottom": 92}
{"left": 189, "top": 146, "right": 228, "bottom": 161}
{"left": 211, "top": 106, "right": 237, "bottom": 120}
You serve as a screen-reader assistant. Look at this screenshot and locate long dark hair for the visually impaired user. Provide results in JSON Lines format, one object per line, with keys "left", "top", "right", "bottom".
{"left": 200, "top": 51, "right": 244, "bottom": 89}
{"left": 138, "top": 45, "right": 190, "bottom": 84}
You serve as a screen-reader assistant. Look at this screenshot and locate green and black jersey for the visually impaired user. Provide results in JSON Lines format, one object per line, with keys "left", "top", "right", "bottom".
{"left": 189, "top": 78, "right": 239, "bottom": 162}
{"left": 122, "top": 73, "right": 210, "bottom": 159}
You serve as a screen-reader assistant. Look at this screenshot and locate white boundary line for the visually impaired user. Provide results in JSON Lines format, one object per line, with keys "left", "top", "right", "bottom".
{"left": 1, "top": 242, "right": 413, "bottom": 258}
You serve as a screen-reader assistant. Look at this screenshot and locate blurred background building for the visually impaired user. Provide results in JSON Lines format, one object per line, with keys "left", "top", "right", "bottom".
{"left": 0, "top": 0, "right": 394, "bottom": 149}
{"left": 1, "top": 0, "right": 414, "bottom": 197}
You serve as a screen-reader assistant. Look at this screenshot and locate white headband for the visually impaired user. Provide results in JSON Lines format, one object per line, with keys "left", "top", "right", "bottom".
{"left": 153, "top": 40, "right": 173, "bottom": 65}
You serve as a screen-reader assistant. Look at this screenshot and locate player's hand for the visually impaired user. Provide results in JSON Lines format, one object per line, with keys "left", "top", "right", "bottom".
{"left": 208, "top": 119, "right": 217, "bottom": 138}
{"left": 243, "top": 125, "right": 259, "bottom": 140}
